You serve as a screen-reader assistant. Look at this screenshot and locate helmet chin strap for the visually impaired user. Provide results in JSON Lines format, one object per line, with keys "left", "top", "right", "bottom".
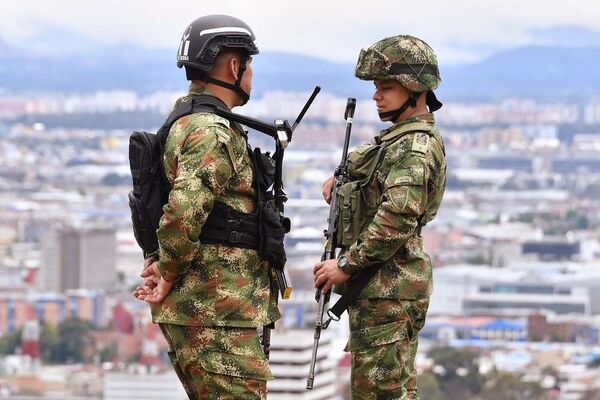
{"left": 200, "top": 55, "right": 251, "bottom": 106}
{"left": 378, "top": 92, "right": 422, "bottom": 122}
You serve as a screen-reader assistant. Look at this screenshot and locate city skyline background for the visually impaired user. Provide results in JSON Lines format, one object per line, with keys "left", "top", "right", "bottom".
{"left": 2, "top": 1, "right": 600, "bottom": 399}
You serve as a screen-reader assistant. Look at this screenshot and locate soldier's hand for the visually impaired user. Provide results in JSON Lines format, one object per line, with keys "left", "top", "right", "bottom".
{"left": 140, "top": 257, "right": 159, "bottom": 289}
{"left": 313, "top": 259, "right": 350, "bottom": 294}
{"left": 133, "top": 260, "right": 174, "bottom": 303}
{"left": 322, "top": 175, "right": 334, "bottom": 204}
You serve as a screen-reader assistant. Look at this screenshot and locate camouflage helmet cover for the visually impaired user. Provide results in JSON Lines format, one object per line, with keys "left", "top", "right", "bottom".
{"left": 355, "top": 35, "right": 441, "bottom": 92}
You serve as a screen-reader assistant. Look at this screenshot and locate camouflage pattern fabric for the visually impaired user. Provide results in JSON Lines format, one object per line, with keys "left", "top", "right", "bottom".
{"left": 340, "top": 115, "right": 447, "bottom": 301}
{"left": 151, "top": 83, "right": 280, "bottom": 328}
{"left": 355, "top": 35, "right": 440, "bottom": 93}
{"left": 159, "top": 323, "right": 270, "bottom": 399}
{"left": 347, "top": 298, "right": 430, "bottom": 400}
{"left": 337, "top": 114, "right": 445, "bottom": 399}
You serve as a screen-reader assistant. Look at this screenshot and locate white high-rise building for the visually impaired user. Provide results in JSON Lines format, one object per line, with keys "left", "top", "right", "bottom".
{"left": 268, "top": 330, "right": 339, "bottom": 400}
{"left": 39, "top": 227, "right": 116, "bottom": 293}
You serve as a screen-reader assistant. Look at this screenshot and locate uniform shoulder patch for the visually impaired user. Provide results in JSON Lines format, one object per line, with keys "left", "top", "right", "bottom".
{"left": 215, "top": 161, "right": 233, "bottom": 188}
{"left": 214, "top": 130, "right": 237, "bottom": 173}
{"left": 411, "top": 132, "right": 429, "bottom": 154}
{"left": 190, "top": 112, "right": 237, "bottom": 172}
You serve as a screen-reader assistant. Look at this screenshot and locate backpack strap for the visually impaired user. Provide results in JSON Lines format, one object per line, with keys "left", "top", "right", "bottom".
{"left": 157, "top": 94, "right": 243, "bottom": 148}
{"left": 153, "top": 95, "right": 234, "bottom": 192}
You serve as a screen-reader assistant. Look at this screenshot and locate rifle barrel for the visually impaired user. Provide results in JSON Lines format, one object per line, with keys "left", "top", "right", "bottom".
{"left": 306, "top": 97, "right": 356, "bottom": 390}
{"left": 291, "top": 86, "right": 321, "bottom": 133}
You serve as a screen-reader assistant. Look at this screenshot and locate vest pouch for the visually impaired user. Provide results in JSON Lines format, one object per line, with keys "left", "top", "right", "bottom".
{"left": 336, "top": 181, "right": 357, "bottom": 248}
{"left": 258, "top": 200, "right": 289, "bottom": 271}
{"left": 336, "top": 181, "right": 378, "bottom": 248}
{"left": 337, "top": 142, "right": 385, "bottom": 248}
{"left": 346, "top": 143, "right": 383, "bottom": 181}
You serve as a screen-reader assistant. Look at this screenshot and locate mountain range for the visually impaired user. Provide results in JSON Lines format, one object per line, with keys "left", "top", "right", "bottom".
{"left": 1, "top": 29, "right": 599, "bottom": 101}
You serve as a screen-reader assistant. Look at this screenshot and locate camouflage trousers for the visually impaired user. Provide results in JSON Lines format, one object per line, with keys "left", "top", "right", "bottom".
{"left": 346, "top": 297, "right": 430, "bottom": 400}
{"left": 158, "top": 323, "right": 271, "bottom": 400}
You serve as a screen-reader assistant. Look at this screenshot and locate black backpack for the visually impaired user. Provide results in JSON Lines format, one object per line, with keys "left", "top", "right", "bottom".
{"left": 128, "top": 128, "right": 169, "bottom": 257}
{"left": 128, "top": 95, "right": 232, "bottom": 258}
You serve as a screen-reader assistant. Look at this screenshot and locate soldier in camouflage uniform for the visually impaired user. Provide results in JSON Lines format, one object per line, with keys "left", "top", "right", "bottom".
{"left": 134, "top": 15, "right": 280, "bottom": 399}
{"left": 314, "top": 35, "right": 447, "bottom": 399}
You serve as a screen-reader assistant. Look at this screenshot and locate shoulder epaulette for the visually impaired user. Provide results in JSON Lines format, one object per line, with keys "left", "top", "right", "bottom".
{"left": 410, "top": 131, "right": 430, "bottom": 154}
{"left": 192, "top": 112, "right": 231, "bottom": 129}
{"left": 215, "top": 129, "right": 232, "bottom": 144}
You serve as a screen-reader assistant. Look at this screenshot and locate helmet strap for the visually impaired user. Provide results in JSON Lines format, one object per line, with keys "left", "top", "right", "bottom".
{"left": 233, "top": 55, "right": 250, "bottom": 105}
{"left": 378, "top": 92, "right": 421, "bottom": 122}
{"left": 199, "top": 76, "right": 250, "bottom": 106}
{"left": 196, "top": 55, "right": 251, "bottom": 106}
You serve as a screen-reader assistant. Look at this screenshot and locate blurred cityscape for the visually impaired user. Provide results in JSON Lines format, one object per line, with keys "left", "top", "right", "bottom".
{"left": 1, "top": 85, "right": 600, "bottom": 400}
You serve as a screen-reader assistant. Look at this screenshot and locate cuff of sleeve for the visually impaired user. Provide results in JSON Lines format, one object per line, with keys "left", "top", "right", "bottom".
{"left": 144, "top": 250, "right": 159, "bottom": 261}
{"left": 341, "top": 250, "right": 362, "bottom": 276}
{"left": 157, "top": 261, "right": 176, "bottom": 283}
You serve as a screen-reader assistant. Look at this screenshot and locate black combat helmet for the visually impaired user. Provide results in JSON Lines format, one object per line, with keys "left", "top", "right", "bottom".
{"left": 176, "top": 15, "right": 258, "bottom": 105}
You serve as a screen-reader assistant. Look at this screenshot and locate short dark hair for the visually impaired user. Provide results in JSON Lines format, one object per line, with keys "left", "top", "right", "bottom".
{"left": 185, "top": 48, "right": 247, "bottom": 81}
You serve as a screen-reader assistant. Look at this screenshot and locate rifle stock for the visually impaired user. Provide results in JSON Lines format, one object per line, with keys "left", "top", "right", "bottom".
{"left": 306, "top": 97, "right": 356, "bottom": 390}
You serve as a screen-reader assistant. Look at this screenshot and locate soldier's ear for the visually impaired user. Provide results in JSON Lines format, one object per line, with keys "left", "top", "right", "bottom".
{"left": 227, "top": 57, "right": 240, "bottom": 82}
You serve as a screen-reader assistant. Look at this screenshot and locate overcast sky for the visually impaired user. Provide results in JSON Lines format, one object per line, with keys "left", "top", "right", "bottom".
{"left": 1, "top": 0, "right": 600, "bottom": 64}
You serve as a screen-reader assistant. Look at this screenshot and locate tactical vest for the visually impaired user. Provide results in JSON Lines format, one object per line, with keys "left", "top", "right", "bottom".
{"left": 336, "top": 121, "right": 437, "bottom": 248}
{"left": 182, "top": 98, "right": 290, "bottom": 271}
{"left": 200, "top": 146, "right": 290, "bottom": 271}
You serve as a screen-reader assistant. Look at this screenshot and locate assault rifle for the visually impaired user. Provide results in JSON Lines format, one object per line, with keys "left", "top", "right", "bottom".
{"left": 306, "top": 97, "right": 356, "bottom": 389}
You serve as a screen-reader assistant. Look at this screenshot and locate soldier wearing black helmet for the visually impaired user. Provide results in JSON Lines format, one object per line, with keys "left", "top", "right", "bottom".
{"left": 176, "top": 15, "right": 259, "bottom": 106}
{"left": 134, "top": 15, "right": 279, "bottom": 399}
{"left": 315, "top": 35, "right": 447, "bottom": 399}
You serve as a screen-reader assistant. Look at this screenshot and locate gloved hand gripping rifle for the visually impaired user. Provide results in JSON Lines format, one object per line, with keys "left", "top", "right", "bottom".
{"left": 306, "top": 97, "right": 356, "bottom": 390}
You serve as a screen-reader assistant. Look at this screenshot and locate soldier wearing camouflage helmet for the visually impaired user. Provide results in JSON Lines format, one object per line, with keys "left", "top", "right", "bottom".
{"left": 314, "top": 35, "right": 447, "bottom": 399}
{"left": 134, "top": 15, "right": 280, "bottom": 399}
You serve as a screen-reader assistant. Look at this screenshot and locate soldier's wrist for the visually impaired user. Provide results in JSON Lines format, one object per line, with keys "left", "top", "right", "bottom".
{"left": 337, "top": 253, "right": 358, "bottom": 275}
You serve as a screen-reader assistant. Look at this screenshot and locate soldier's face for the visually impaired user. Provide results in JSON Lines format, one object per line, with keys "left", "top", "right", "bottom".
{"left": 372, "top": 80, "right": 410, "bottom": 115}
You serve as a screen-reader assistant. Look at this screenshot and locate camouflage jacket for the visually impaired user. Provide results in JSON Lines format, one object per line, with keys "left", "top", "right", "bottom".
{"left": 152, "top": 83, "right": 280, "bottom": 327}
{"left": 339, "top": 114, "right": 446, "bottom": 300}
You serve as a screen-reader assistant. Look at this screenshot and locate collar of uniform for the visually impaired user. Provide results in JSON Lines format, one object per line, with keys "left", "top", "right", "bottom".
{"left": 187, "top": 82, "right": 232, "bottom": 111}
{"left": 378, "top": 113, "right": 435, "bottom": 139}
{"left": 187, "top": 82, "right": 249, "bottom": 138}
